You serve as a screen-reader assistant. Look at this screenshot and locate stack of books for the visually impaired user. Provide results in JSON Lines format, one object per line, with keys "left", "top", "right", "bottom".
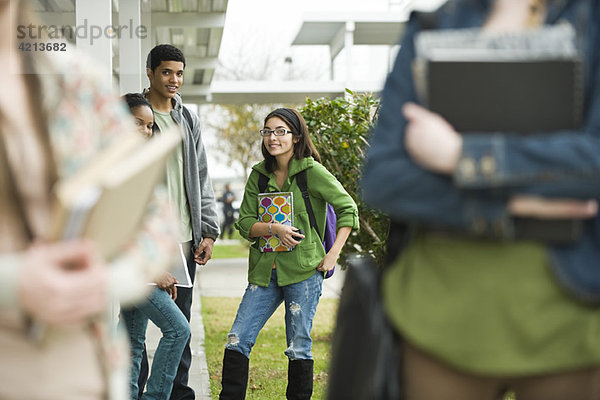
{"left": 50, "top": 127, "right": 182, "bottom": 259}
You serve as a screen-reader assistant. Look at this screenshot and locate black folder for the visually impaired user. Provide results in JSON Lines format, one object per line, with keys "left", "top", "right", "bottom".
{"left": 423, "top": 57, "right": 584, "bottom": 243}
{"left": 425, "top": 58, "right": 583, "bottom": 133}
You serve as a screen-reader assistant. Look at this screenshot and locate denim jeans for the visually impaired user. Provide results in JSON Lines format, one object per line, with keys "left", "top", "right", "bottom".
{"left": 226, "top": 269, "right": 323, "bottom": 360}
{"left": 120, "top": 287, "right": 191, "bottom": 400}
{"left": 138, "top": 241, "right": 196, "bottom": 400}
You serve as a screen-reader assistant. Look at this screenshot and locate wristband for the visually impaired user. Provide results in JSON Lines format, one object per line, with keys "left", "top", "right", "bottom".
{"left": 268, "top": 222, "right": 273, "bottom": 235}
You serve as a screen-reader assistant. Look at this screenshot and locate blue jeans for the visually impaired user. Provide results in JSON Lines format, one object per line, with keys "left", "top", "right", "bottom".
{"left": 226, "top": 269, "right": 323, "bottom": 360}
{"left": 120, "top": 287, "right": 191, "bottom": 400}
{"left": 138, "top": 241, "right": 197, "bottom": 400}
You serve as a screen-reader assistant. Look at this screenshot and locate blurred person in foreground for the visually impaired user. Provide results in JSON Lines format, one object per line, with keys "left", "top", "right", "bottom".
{"left": 120, "top": 93, "right": 190, "bottom": 400}
{"left": 361, "top": 0, "right": 600, "bottom": 399}
{"left": 0, "top": 2, "right": 176, "bottom": 400}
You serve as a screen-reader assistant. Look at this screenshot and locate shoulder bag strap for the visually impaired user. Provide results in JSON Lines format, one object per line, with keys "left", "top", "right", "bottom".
{"left": 295, "top": 169, "right": 321, "bottom": 239}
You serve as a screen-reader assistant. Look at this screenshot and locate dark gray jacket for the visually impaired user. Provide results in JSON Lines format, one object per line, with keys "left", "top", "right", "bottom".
{"left": 156, "top": 91, "right": 220, "bottom": 249}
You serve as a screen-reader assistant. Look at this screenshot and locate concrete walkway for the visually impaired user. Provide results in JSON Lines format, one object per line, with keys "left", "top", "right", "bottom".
{"left": 145, "top": 256, "right": 345, "bottom": 399}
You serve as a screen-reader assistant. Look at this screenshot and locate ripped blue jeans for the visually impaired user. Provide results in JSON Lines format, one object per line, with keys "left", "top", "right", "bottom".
{"left": 225, "top": 269, "right": 323, "bottom": 360}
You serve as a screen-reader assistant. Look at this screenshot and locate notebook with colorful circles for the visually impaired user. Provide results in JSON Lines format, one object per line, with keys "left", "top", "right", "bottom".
{"left": 257, "top": 192, "right": 294, "bottom": 252}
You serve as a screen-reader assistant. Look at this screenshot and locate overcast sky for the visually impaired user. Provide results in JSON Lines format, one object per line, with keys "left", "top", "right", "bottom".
{"left": 216, "top": 0, "right": 447, "bottom": 81}
{"left": 203, "top": 0, "right": 447, "bottom": 182}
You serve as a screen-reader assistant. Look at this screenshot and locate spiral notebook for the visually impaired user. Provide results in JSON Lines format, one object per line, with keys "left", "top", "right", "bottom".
{"left": 257, "top": 192, "right": 294, "bottom": 252}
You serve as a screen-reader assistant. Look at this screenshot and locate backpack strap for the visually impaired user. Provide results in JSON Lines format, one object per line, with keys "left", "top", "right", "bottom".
{"left": 295, "top": 170, "right": 322, "bottom": 240}
{"left": 258, "top": 172, "right": 269, "bottom": 194}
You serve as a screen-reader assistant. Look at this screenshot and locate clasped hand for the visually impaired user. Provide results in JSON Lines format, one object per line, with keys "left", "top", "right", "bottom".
{"left": 18, "top": 240, "right": 108, "bottom": 327}
{"left": 402, "top": 102, "right": 598, "bottom": 220}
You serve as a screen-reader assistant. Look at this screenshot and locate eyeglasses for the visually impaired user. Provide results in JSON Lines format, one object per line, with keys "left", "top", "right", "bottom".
{"left": 259, "top": 128, "right": 294, "bottom": 137}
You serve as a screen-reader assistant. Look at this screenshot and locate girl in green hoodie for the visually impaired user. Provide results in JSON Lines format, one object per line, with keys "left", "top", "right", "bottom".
{"left": 219, "top": 108, "right": 358, "bottom": 400}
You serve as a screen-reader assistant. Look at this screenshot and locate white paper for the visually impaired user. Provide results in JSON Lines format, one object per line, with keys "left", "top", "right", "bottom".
{"left": 173, "top": 243, "right": 193, "bottom": 288}
{"left": 148, "top": 243, "right": 193, "bottom": 288}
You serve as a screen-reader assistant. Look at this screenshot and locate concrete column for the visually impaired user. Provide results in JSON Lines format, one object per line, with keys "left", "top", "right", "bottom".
{"left": 118, "top": 0, "right": 144, "bottom": 94}
{"left": 75, "top": 0, "right": 113, "bottom": 85}
{"left": 141, "top": 9, "right": 153, "bottom": 89}
{"left": 329, "top": 49, "right": 335, "bottom": 81}
{"left": 344, "top": 21, "right": 355, "bottom": 94}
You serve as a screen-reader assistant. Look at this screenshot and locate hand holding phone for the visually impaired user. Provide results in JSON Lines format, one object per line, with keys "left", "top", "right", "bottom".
{"left": 292, "top": 228, "right": 304, "bottom": 241}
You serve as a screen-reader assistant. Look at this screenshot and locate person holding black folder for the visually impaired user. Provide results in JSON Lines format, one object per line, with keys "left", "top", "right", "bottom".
{"left": 362, "top": 0, "right": 600, "bottom": 399}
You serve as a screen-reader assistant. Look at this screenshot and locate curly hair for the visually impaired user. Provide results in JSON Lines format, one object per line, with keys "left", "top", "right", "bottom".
{"left": 146, "top": 44, "right": 186, "bottom": 71}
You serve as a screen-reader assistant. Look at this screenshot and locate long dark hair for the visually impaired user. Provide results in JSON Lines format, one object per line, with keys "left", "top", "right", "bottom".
{"left": 261, "top": 108, "right": 321, "bottom": 172}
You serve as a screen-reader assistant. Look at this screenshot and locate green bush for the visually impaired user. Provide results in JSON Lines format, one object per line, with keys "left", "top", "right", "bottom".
{"left": 300, "top": 89, "right": 389, "bottom": 266}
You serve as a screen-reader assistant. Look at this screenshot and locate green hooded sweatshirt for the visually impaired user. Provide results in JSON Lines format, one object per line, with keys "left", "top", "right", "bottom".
{"left": 235, "top": 157, "right": 359, "bottom": 287}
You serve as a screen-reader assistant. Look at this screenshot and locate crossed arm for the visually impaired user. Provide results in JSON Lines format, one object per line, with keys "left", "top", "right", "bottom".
{"left": 402, "top": 102, "right": 598, "bottom": 221}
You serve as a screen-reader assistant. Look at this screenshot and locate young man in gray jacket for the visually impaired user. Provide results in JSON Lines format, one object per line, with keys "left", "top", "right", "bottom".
{"left": 142, "top": 43, "right": 220, "bottom": 400}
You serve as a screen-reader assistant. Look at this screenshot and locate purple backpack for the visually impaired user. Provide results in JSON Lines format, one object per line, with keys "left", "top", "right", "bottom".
{"left": 321, "top": 203, "right": 337, "bottom": 278}
{"left": 258, "top": 170, "right": 338, "bottom": 278}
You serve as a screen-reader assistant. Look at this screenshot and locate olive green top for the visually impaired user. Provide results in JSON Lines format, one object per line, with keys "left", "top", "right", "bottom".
{"left": 153, "top": 110, "right": 192, "bottom": 242}
{"left": 383, "top": 231, "right": 600, "bottom": 375}
{"left": 236, "top": 157, "right": 359, "bottom": 287}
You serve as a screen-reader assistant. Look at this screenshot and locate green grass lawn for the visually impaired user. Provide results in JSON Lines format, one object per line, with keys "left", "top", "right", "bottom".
{"left": 212, "top": 231, "right": 249, "bottom": 260}
{"left": 211, "top": 242, "right": 248, "bottom": 259}
{"left": 202, "top": 296, "right": 338, "bottom": 400}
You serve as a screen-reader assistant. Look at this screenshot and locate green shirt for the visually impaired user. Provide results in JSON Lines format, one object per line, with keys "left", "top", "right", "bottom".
{"left": 153, "top": 110, "right": 192, "bottom": 242}
{"left": 236, "top": 157, "right": 359, "bottom": 287}
{"left": 383, "top": 231, "right": 600, "bottom": 375}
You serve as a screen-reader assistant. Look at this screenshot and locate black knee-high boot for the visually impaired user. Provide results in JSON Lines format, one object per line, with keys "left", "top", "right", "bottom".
{"left": 219, "top": 349, "right": 249, "bottom": 400}
{"left": 286, "top": 359, "right": 314, "bottom": 400}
